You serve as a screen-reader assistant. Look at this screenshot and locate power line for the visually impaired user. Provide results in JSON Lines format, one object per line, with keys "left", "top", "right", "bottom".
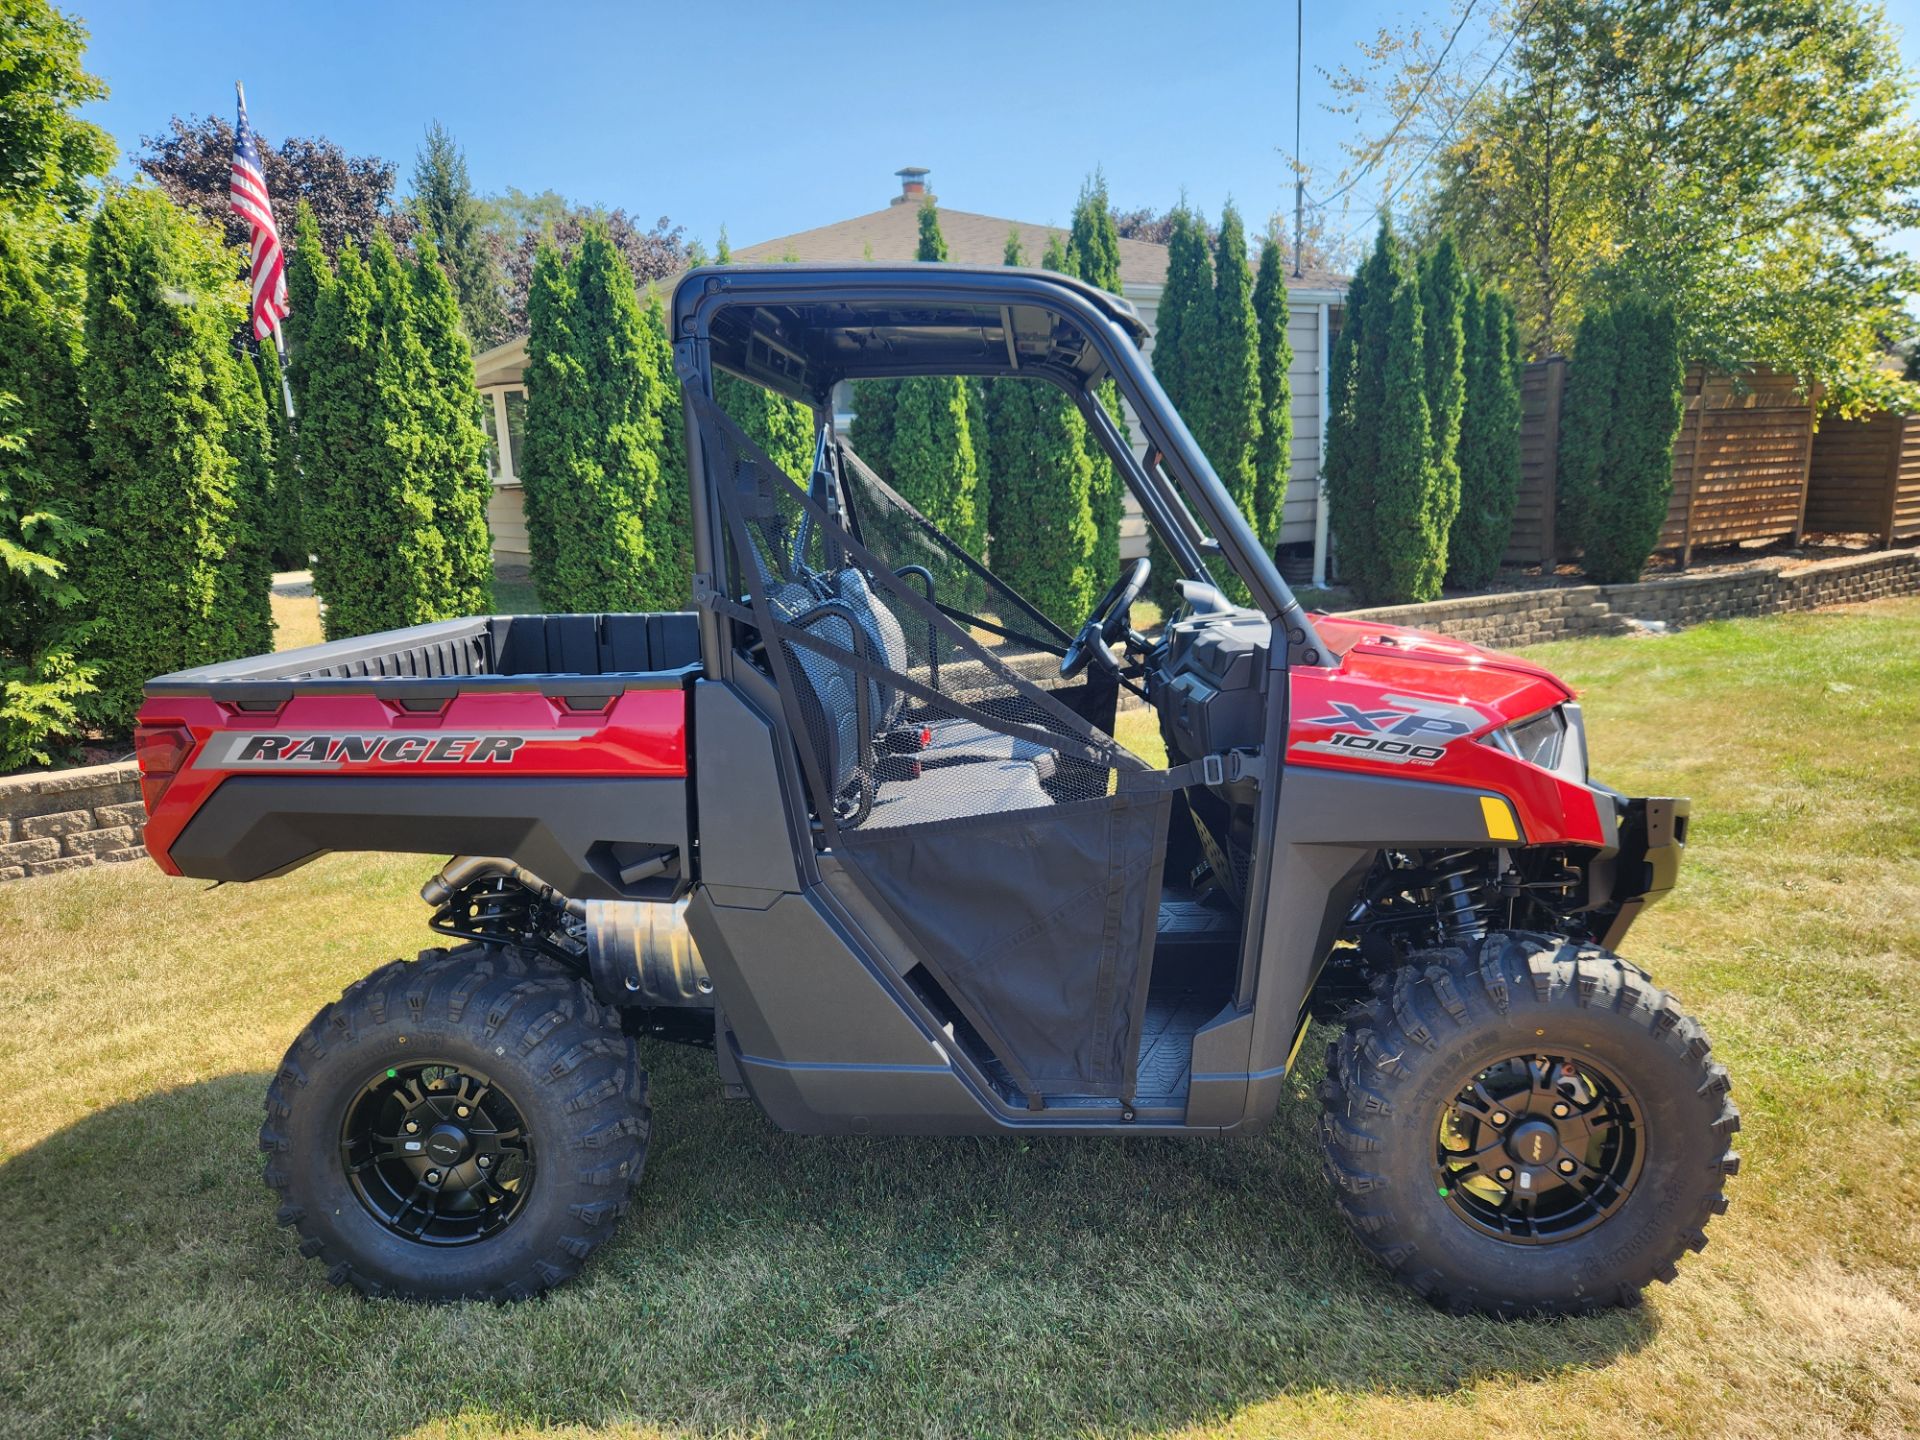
{"left": 1293, "top": 0, "right": 1305, "bottom": 276}
{"left": 1314, "top": 0, "right": 1481, "bottom": 210}
{"left": 1331, "top": 0, "right": 1540, "bottom": 250}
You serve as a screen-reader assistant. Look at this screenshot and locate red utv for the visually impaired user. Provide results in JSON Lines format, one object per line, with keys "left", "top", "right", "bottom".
{"left": 136, "top": 264, "right": 1736, "bottom": 1314}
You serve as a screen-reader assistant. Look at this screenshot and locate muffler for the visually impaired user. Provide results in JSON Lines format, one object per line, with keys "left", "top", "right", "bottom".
{"left": 583, "top": 897, "right": 711, "bottom": 1008}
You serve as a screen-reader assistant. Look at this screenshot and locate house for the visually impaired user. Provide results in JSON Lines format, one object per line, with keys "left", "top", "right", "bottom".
{"left": 472, "top": 169, "right": 1348, "bottom": 585}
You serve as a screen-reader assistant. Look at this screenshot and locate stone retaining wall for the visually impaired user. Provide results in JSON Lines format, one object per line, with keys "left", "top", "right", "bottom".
{"left": 0, "top": 761, "right": 144, "bottom": 881}
{"left": 1342, "top": 547, "right": 1920, "bottom": 651}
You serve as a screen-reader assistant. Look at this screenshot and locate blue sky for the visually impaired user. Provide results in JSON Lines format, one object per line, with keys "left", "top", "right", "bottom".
{"left": 71, "top": 0, "right": 1920, "bottom": 269}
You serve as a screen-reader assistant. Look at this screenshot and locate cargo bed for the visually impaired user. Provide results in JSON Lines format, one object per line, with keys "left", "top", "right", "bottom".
{"left": 137, "top": 613, "right": 701, "bottom": 900}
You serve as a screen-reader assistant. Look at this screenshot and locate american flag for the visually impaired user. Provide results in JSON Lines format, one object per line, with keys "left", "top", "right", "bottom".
{"left": 230, "top": 86, "right": 288, "bottom": 343}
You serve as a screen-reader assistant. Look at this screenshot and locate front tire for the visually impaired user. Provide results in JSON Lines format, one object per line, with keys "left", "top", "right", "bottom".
{"left": 1319, "top": 932, "right": 1739, "bottom": 1317}
{"left": 261, "top": 944, "right": 650, "bottom": 1301}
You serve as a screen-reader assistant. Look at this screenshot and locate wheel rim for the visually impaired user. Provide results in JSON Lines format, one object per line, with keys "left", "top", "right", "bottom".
{"left": 1434, "top": 1051, "right": 1644, "bottom": 1244}
{"left": 339, "top": 1060, "right": 535, "bottom": 1246}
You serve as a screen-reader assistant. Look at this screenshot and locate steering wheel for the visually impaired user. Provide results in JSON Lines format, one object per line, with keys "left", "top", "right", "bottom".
{"left": 1059, "top": 557, "right": 1151, "bottom": 680}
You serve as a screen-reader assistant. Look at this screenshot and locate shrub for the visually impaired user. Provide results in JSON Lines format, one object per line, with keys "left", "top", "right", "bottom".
{"left": 1560, "top": 291, "right": 1685, "bottom": 583}
{"left": 1417, "top": 234, "right": 1468, "bottom": 597}
{"left": 411, "top": 237, "right": 494, "bottom": 615}
{"left": 0, "top": 216, "right": 95, "bottom": 766}
{"left": 79, "top": 187, "right": 272, "bottom": 726}
{"left": 1447, "top": 282, "right": 1524, "bottom": 589}
{"left": 1251, "top": 237, "right": 1294, "bottom": 550}
{"left": 1145, "top": 205, "right": 1214, "bottom": 612}
{"left": 520, "top": 226, "right": 681, "bottom": 611}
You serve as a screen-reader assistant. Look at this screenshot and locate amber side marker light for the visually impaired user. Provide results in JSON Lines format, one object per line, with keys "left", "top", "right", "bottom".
{"left": 134, "top": 723, "right": 195, "bottom": 813}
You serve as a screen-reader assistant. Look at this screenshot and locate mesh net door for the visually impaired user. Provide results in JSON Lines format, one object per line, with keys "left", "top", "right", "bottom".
{"left": 691, "top": 387, "right": 1170, "bottom": 1098}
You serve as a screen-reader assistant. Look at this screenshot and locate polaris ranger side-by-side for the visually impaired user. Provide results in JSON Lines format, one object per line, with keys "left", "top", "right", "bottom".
{"left": 136, "top": 265, "right": 1737, "bottom": 1314}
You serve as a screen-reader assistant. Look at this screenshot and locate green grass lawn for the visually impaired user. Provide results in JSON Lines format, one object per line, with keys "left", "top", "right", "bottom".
{"left": 3, "top": 602, "right": 1918, "bottom": 1440}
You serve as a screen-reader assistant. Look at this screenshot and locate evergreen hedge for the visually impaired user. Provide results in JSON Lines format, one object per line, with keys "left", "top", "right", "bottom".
{"left": 1559, "top": 291, "right": 1685, "bottom": 584}
{"left": 1447, "top": 282, "right": 1523, "bottom": 588}
{"left": 642, "top": 293, "right": 693, "bottom": 605}
{"left": 1068, "top": 176, "right": 1125, "bottom": 581}
{"left": 878, "top": 202, "right": 982, "bottom": 554}
{"left": 1324, "top": 222, "right": 1444, "bottom": 605}
{"left": 1146, "top": 205, "right": 1214, "bottom": 613}
{"left": 411, "top": 238, "right": 495, "bottom": 615}
{"left": 1251, "top": 237, "right": 1293, "bottom": 550}
{"left": 0, "top": 216, "right": 95, "bottom": 764}
{"left": 253, "top": 342, "right": 306, "bottom": 569}
{"left": 79, "top": 186, "right": 272, "bottom": 725}
{"left": 520, "top": 225, "right": 680, "bottom": 612}
{"left": 981, "top": 229, "right": 1098, "bottom": 628}
{"left": 1416, "top": 234, "right": 1468, "bottom": 599}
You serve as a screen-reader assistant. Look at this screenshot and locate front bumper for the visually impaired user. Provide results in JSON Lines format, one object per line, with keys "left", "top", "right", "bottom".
{"left": 1597, "top": 794, "right": 1691, "bottom": 949}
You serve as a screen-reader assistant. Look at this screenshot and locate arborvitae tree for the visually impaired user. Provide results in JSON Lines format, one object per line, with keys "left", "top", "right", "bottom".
{"left": 1251, "top": 236, "right": 1294, "bottom": 552}
{"left": 411, "top": 238, "right": 495, "bottom": 614}
{"left": 518, "top": 245, "right": 575, "bottom": 590}
{"left": 282, "top": 201, "right": 328, "bottom": 413}
{"left": 848, "top": 378, "right": 896, "bottom": 470}
{"left": 1197, "top": 203, "right": 1263, "bottom": 571}
{"left": 1447, "top": 282, "right": 1524, "bottom": 589}
{"left": 1323, "top": 228, "right": 1387, "bottom": 596}
{"left": 1325, "top": 222, "right": 1440, "bottom": 604}
{"left": 888, "top": 368, "right": 980, "bottom": 551}
{"left": 710, "top": 231, "right": 817, "bottom": 483}
{"left": 78, "top": 187, "right": 272, "bottom": 725}
{"left": 520, "top": 227, "right": 670, "bottom": 610}
{"left": 1417, "top": 234, "right": 1468, "bottom": 596}
{"left": 883, "top": 202, "right": 983, "bottom": 553}
{"left": 980, "top": 230, "right": 1099, "bottom": 627}
{"left": 642, "top": 292, "right": 693, "bottom": 604}
{"left": 1066, "top": 176, "right": 1127, "bottom": 583}
{"left": 914, "top": 199, "right": 948, "bottom": 262}
{"left": 1560, "top": 291, "right": 1685, "bottom": 584}
{"left": 410, "top": 121, "right": 507, "bottom": 348}
{"left": 0, "top": 217, "right": 96, "bottom": 765}
{"left": 253, "top": 342, "right": 305, "bottom": 568}
{"left": 1146, "top": 205, "right": 1214, "bottom": 611}
{"left": 364, "top": 233, "right": 451, "bottom": 622}
{"left": 216, "top": 345, "right": 276, "bottom": 660}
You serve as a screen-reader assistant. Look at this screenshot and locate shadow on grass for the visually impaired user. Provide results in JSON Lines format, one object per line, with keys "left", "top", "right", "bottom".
{"left": 0, "top": 1045, "right": 1655, "bottom": 1439}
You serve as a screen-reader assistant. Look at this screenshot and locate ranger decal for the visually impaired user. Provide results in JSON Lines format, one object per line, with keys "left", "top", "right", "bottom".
{"left": 193, "top": 731, "right": 599, "bottom": 771}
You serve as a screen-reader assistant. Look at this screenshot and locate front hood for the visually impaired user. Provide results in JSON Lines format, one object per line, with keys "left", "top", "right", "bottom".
{"left": 1307, "top": 611, "right": 1575, "bottom": 726}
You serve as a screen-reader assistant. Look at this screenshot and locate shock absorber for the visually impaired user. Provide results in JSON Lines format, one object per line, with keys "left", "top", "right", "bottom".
{"left": 1432, "top": 852, "right": 1493, "bottom": 942}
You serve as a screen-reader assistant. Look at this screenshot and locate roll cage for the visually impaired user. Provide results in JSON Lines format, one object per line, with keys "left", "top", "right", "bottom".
{"left": 668, "top": 263, "right": 1331, "bottom": 670}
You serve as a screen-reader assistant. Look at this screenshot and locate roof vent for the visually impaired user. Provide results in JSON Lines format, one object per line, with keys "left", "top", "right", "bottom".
{"left": 892, "top": 166, "right": 933, "bottom": 206}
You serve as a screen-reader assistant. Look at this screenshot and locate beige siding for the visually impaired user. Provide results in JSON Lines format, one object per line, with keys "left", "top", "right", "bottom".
{"left": 489, "top": 484, "right": 530, "bottom": 562}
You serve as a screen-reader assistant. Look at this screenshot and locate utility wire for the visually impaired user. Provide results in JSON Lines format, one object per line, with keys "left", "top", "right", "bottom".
{"left": 1293, "top": 0, "right": 1305, "bottom": 275}
{"left": 1331, "top": 0, "right": 1540, "bottom": 249}
{"left": 1314, "top": 0, "right": 1480, "bottom": 210}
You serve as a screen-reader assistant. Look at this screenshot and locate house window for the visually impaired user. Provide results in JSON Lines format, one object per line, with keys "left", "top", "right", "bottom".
{"left": 480, "top": 385, "right": 529, "bottom": 485}
{"left": 479, "top": 394, "right": 502, "bottom": 480}
{"left": 503, "top": 390, "right": 527, "bottom": 480}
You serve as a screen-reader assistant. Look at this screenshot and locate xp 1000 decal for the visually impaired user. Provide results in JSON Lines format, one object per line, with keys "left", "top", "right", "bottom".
{"left": 1290, "top": 693, "right": 1485, "bottom": 767}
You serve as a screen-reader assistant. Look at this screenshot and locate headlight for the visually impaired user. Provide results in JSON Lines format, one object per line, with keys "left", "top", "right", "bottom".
{"left": 1483, "top": 703, "right": 1588, "bottom": 782}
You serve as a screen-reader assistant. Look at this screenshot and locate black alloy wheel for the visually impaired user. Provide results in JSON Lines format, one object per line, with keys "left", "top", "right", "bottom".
{"left": 1434, "top": 1051, "right": 1643, "bottom": 1243}
{"left": 340, "top": 1060, "right": 535, "bottom": 1246}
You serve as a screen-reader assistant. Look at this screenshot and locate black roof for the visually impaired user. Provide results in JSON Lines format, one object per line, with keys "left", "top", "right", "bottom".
{"left": 670, "top": 263, "right": 1151, "bottom": 403}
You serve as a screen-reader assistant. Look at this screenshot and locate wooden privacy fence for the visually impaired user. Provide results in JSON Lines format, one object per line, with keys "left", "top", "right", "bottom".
{"left": 1506, "top": 361, "right": 1838, "bottom": 568}
{"left": 1805, "top": 409, "right": 1920, "bottom": 546}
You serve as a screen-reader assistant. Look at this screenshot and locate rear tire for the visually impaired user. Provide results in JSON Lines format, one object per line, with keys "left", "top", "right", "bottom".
{"left": 1318, "top": 931, "right": 1739, "bottom": 1317}
{"left": 261, "top": 944, "right": 650, "bottom": 1301}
